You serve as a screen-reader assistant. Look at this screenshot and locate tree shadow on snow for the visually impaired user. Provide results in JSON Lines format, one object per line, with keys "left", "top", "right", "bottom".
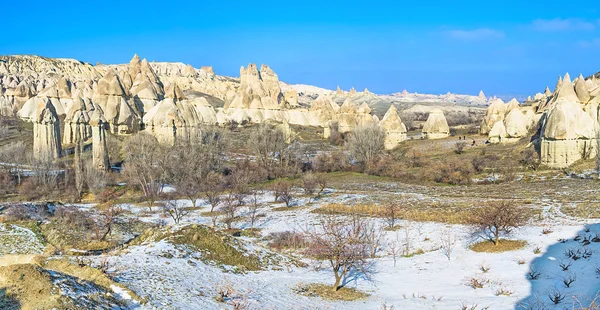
{"left": 516, "top": 223, "right": 600, "bottom": 309}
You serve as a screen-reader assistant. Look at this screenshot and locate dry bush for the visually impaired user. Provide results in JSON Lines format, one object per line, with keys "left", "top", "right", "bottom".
{"left": 122, "top": 132, "right": 167, "bottom": 210}
{"left": 270, "top": 180, "right": 294, "bottom": 207}
{"left": 346, "top": 125, "right": 386, "bottom": 170}
{"left": 454, "top": 142, "right": 468, "bottom": 154}
{"left": 327, "top": 121, "right": 344, "bottom": 146}
{"left": 520, "top": 149, "right": 541, "bottom": 171}
{"left": 433, "top": 159, "right": 474, "bottom": 185}
{"left": 313, "top": 151, "right": 349, "bottom": 173}
{"left": 266, "top": 231, "right": 308, "bottom": 251}
{"left": 439, "top": 229, "right": 457, "bottom": 260}
{"left": 249, "top": 124, "right": 288, "bottom": 179}
{"left": 301, "top": 173, "right": 318, "bottom": 198}
{"left": 470, "top": 201, "right": 528, "bottom": 246}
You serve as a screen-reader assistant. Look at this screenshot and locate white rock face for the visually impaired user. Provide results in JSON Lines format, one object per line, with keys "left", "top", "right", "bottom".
{"left": 422, "top": 109, "right": 450, "bottom": 139}
{"left": 90, "top": 110, "right": 110, "bottom": 170}
{"left": 539, "top": 99, "right": 597, "bottom": 168}
{"left": 379, "top": 105, "right": 407, "bottom": 149}
{"left": 33, "top": 99, "right": 62, "bottom": 160}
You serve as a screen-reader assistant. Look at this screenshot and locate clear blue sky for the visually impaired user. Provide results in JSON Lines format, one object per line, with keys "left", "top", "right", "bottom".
{"left": 2, "top": 0, "right": 600, "bottom": 96}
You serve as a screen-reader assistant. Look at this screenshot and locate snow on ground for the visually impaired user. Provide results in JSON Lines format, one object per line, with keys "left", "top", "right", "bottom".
{"left": 0, "top": 223, "right": 45, "bottom": 255}
{"left": 79, "top": 189, "right": 600, "bottom": 309}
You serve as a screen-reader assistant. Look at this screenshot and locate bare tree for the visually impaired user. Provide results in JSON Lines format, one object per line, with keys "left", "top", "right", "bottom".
{"left": 305, "top": 214, "right": 375, "bottom": 291}
{"left": 316, "top": 174, "right": 327, "bottom": 196}
{"left": 122, "top": 132, "right": 167, "bottom": 211}
{"left": 383, "top": 203, "right": 401, "bottom": 229}
{"left": 203, "top": 171, "right": 225, "bottom": 212}
{"left": 97, "top": 204, "right": 123, "bottom": 241}
{"left": 270, "top": 180, "right": 294, "bottom": 206}
{"left": 439, "top": 229, "right": 457, "bottom": 260}
{"left": 248, "top": 188, "right": 263, "bottom": 228}
{"left": 389, "top": 232, "right": 402, "bottom": 267}
{"left": 162, "top": 197, "right": 190, "bottom": 225}
{"left": 220, "top": 193, "right": 240, "bottom": 230}
{"left": 0, "top": 141, "right": 27, "bottom": 185}
{"left": 346, "top": 125, "right": 385, "bottom": 169}
{"left": 302, "top": 173, "right": 317, "bottom": 202}
{"left": 249, "top": 124, "right": 288, "bottom": 179}
{"left": 470, "top": 201, "right": 527, "bottom": 246}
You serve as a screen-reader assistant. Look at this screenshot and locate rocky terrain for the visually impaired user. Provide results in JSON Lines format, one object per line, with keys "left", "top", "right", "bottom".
{"left": 2, "top": 53, "right": 600, "bottom": 310}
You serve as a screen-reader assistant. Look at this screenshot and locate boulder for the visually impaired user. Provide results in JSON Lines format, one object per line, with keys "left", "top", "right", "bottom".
{"left": 422, "top": 109, "right": 450, "bottom": 139}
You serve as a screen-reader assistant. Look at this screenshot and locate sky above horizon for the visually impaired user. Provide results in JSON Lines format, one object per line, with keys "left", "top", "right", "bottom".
{"left": 2, "top": 1, "right": 600, "bottom": 96}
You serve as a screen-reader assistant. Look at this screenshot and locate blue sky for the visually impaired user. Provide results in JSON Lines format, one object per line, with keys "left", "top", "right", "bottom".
{"left": 2, "top": 0, "right": 600, "bottom": 96}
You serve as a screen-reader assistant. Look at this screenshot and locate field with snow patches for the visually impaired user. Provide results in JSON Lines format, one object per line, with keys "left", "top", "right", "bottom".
{"left": 55, "top": 187, "right": 599, "bottom": 310}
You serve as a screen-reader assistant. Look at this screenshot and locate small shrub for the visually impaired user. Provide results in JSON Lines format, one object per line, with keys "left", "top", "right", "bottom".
{"left": 527, "top": 267, "right": 541, "bottom": 280}
{"left": 562, "top": 272, "right": 576, "bottom": 288}
{"left": 558, "top": 260, "right": 572, "bottom": 271}
{"left": 266, "top": 231, "right": 307, "bottom": 251}
{"left": 546, "top": 287, "right": 566, "bottom": 305}
{"left": 454, "top": 142, "right": 468, "bottom": 154}
{"left": 480, "top": 264, "right": 490, "bottom": 273}
{"left": 495, "top": 287, "right": 514, "bottom": 296}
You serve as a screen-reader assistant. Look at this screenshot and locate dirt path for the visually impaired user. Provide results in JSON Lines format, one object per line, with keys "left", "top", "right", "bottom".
{"left": 0, "top": 254, "right": 40, "bottom": 266}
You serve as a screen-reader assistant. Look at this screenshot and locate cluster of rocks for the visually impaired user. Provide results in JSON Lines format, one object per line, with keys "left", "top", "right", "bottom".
{"left": 0, "top": 54, "right": 464, "bottom": 165}
{"left": 533, "top": 73, "right": 600, "bottom": 168}
{"left": 480, "top": 73, "right": 600, "bottom": 168}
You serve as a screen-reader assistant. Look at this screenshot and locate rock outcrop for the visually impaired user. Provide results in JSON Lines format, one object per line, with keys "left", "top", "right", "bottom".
{"left": 92, "top": 70, "right": 140, "bottom": 134}
{"left": 89, "top": 110, "right": 110, "bottom": 170}
{"left": 422, "top": 109, "right": 450, "bottom": 139}
{"left": 539, "top": 99, "right": 597, "bottom": 168}
{"left": 379, "top": 105, "right": 407, "bottom": 149}
{"left": 33, "top": 99, "right": 62, "bottom": 160}
{"left": 480, "top": 99, "right": 506, "bottom": 134}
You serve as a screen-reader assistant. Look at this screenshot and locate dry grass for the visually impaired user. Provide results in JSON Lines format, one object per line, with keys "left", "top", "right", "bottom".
{"left": 561, "top": 203, "right": 600, "bottom": 219}
{"left": 312, "top": 203, "right": 477, "bottom": 225}
{"left": 295, "top": 283, "right": 369, "bottom": 301}
{"left": 470, "top": 239, "right": 527, "bottom": 253}
{"left": 143, "top": 225, "right": 263, "bottom": 271}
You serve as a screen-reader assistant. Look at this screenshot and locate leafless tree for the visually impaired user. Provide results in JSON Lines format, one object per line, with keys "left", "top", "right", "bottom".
{"left": 162, "top": 197, "right": 191, "bottom": 225}
{"left": 97, "top": 204, "right": 123, "bottom": 241}
{"left": 439, "top": 229, "right": 457, "bottom": 260}
{"left": 316, "top": 174, "right": 327, "bottom": 196}
{"left": 346, "top": 125, "right": 385, "bottom": 169}
{"left": 122, "top": 132, "right": 167, "bottom": 211}
{"left": 384, "top": 203, "right": 402, "bottom": 229}
{"left": 220, "top": 193, "right": 240, "bottom": 230}
{"left": 403, "top": 225, "right": 412, "bottom": 256}
{"left": 249, "top": 124, "right": 288, "bottom": 179}
{"left": 302, "top": 173, "right": 318, "bottom": 201}
{"left": 304, "top": 214, "right": 376, "bottom": 291}
{"left": 203, "top": 171, "right": 225, "bottom": 212}
{"left": 83, "top": 158, "right": 110, "bottom": 196}
{"left": 248, "top": 188, "right": 263, "bottom": 228}
{"left": 389, "top": 232, "right": 402, "bottom": 267}
{"left": 470, "top": 201, "right": 527, "bottom": 246}
{"left": 271, "top": 180, "right": 293, "bottom": 207}
{"left": 0, "top": 141, "right": 27, "bottom": 185}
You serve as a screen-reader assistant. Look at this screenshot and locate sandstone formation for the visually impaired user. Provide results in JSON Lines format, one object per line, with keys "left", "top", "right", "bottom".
{"left": 538, "top": 99, "right": 597, "bottom": 168}
{"left": 89, "top": 110, "right": 110, "bottom": 170}
{"left": 33, "top": 98, "right": 62, "bottom": 160}
{"left": 480, "top": 98, "right": 506, "bottom": 134}
{"left": 92, "top": 69, "right": 140, "bottom": 134}
{"left": 379, "top": 105, "right": 407, "bottom": 149}
{"left": 422, "top": 109, "right": 450, "bottom": 139}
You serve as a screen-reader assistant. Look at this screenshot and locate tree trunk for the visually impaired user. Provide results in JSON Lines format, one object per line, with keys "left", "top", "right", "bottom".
{"left": 333, "top": 273, "right": 342, "bottom": 291}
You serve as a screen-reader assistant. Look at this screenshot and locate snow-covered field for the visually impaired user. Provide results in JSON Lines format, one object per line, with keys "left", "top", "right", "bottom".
{"left": 79, "top": 189, "right": 600, "bottom": 310}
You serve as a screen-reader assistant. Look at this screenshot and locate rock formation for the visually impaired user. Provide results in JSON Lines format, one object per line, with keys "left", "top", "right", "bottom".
{"left": 63, "top": 96, "right": 91, "bottom": 145}
{"left": 379, "top": 105, "right": 407, "bottom": 149}
{"left": 89, "top": 110, "right": 110, "bottom": 170}
{"left": 478, "top": 90, "right": 486, "bottom": 101}
{"left": 33, "top": 98, "right": 62, "bottom": 160}
{"left": 92, "top": 69, "right": 140, "bottom": 134}
{"left": 488, "top": 121, "right": 507, "bottom": 144}
{"left": 422, "top": 109, "right": 450, "bottom": 139}
{"left": 480, "top": 99, "right": 506, "bottom": 134}
{"left": 539, "top": 99, "right": 597, "bottom": 168}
